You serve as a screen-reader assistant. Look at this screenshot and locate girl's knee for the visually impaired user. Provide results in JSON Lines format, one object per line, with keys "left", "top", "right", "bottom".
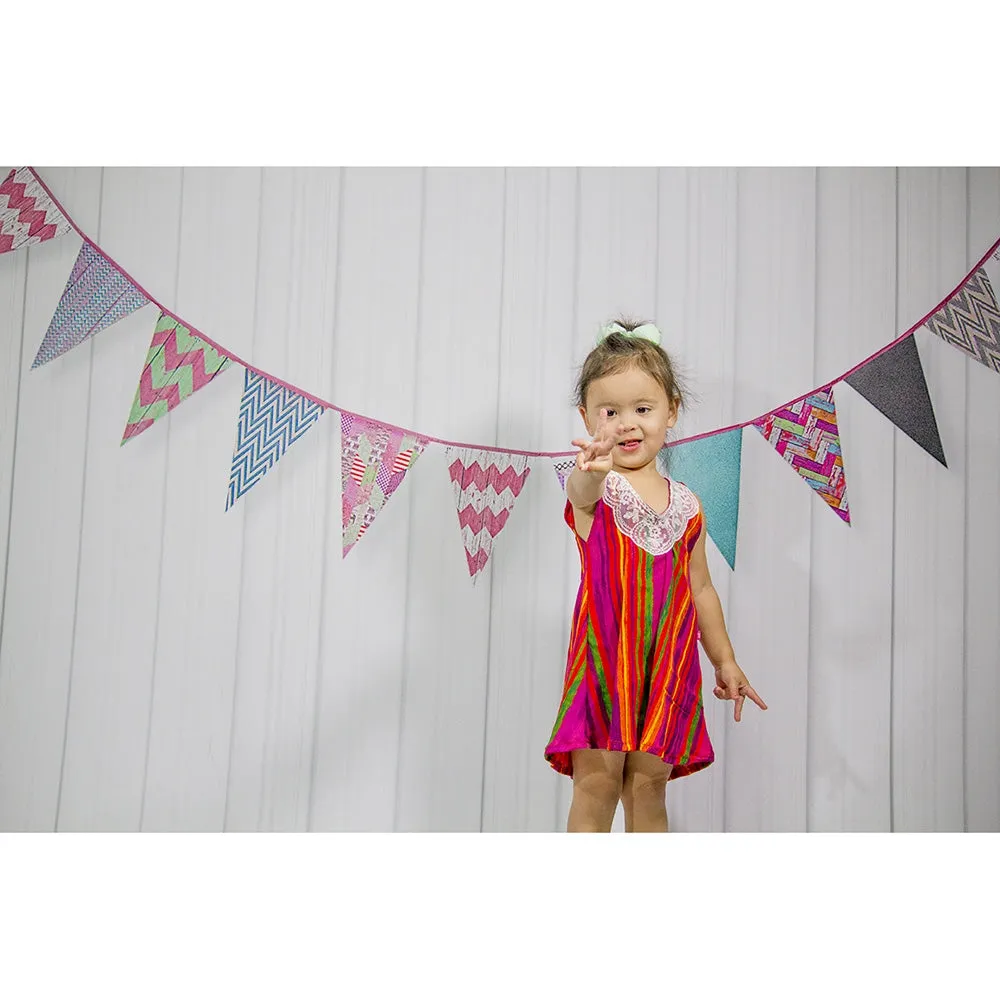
{"left": 574, "top": 770, "right": 624, "bottom": 806}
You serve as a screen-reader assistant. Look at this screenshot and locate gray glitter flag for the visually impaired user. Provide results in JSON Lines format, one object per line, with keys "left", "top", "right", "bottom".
{"left": 845, "top": 334, "right": 946, "bottom": 467}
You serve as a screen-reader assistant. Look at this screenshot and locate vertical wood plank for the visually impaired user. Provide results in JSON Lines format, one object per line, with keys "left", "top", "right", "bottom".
{"left": 395, "top": 168, "right": 505, "bottom": 831}
{"left": 0, "top": 167, "right": 103, "bottom": 830}
{"left": 481, "top": 167, "right": 578, "bottom": 832}
{"left": 140, "top": 168, "right": 261, "bottom": 831}
{"left": 892, "top": 167, "right": 967, "bottom": 832}
{"left": 57, "top": 168, "right": 182, "bottom": 830}
{"left": 725, "top": 168, "right": 816, "bottom": 832}
{"left": 808, "top": 167, "right": 895, "bottom": 831}
{"left": 0, "top": 244, "right": 27, "bottom": 668}
{"left": 657, "top": 167, "right": 739, "bottom": 832}
{"left": 962, "top": 167, "right": 1000, "bottom": 832}
{"left": 224, "top": 168, "right": 340, "bottom": 831}
{"left": 309, "top": 167, "right": 423, "bottom": 831}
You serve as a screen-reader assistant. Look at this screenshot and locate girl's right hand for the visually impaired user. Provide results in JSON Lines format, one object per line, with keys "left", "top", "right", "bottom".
{"left": 572, "top": 408, "right": 624, "bottom": 475}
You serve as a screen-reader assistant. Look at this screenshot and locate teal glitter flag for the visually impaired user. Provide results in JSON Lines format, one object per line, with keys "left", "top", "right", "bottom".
{"left": 660, "top": 428, "right": 743, "bottom": 570}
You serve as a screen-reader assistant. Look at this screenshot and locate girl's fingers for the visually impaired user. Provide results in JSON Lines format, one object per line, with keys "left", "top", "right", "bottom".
{"left": 746, "top": 686, "right": 768, "bottom": 711}
{"left": 734, "top": 694, "right": 745, "bottom": 722}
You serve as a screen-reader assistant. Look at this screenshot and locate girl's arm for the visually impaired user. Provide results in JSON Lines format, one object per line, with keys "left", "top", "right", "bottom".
{"left": 689, "top": 526, "right": 737, "bottom": 670}
{"left": 566, "top": 466, "right": 608, "bottom": 511}
{"left": 688, "top": 503, "right": 767, "bottom": 722}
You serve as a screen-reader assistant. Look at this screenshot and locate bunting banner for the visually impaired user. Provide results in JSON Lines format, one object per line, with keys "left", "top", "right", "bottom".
{"left": 122, "top": 313, "right": 233, "bottom": 443}
{"left": 0, "top": 167, "right": 71, "bottom": 254}
{"left": 13, "top": 167, "right": 1000, "bottom": 583}
{"left": 447, "top": 449, "right": 531, "bottom": 583}
{"left": 845, "top": 334, "right": 946, "bottom": 466}
{"left": 754, "top": 387, "right": 850, "bottom": 524}
{"left": 227, "top": 369, "right": 326, "bottom": 509}
{"left": 923, "top": 266, "right": 1000, "bottom": 374}
{"left": 341, "top": 414, "right": 428, "bottom": 556}
{"left": 661, "top": 428, "right": 743, "bottom": 569}
{"left": 32, "top": 242, "right": 150, "bottom": 368}
{"left": 552, "top": 456, "right": 576, "bottom": 491}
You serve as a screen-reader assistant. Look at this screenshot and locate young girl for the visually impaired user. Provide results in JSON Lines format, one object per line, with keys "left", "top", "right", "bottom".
{"left": 544, "top": 319, "right": 766, "bottom": 833}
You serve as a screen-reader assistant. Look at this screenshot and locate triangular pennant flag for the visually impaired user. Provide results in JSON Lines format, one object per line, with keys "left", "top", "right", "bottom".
{"left": 122, "top": 313, "right": 232, "bottom": 443}
{"left": 446, "top": 448, "right": 532, "bottom": 583}
{"left": 754, "top": 387, "right": 850, "bottom": 524}
{"left": 923, "top": 267, "right": 1000, "bottom": 374}
{"left": 341, "top": 414, "right": 428, "bottom": 556}
{"left": 32, "top": 242, "right": 149, "bottom": 368}
{"left": 0, "top": 167, "right": 71, "bottom": 254}
{"left": 227, "top": 369, "right": 325, "bottom": 509}
{"left": 661, "top": 428, "right": 743, "bottom": 569}
{"left": 552, "top": 456, "right": 576, "bottom": 491}
{"left": 845, "top": 335, "right": 946, "bottom": 466}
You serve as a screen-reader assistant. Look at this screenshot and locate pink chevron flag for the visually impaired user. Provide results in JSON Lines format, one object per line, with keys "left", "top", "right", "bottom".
{"left": 753, "top": 387, "right": 850, "bottom": 523}
{"left": 0, "top": 167, "right": 71, "bottom": 253}
{"left": 122, "top": 313, "right": 232, "bottom": 443}
{"left": 446, "top": 448, "right": 532, "bottom": 583}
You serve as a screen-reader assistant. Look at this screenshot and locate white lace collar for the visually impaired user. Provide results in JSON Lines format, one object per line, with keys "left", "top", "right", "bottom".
{"left": 602, "top": 472, "right": 699, "bottom": 556}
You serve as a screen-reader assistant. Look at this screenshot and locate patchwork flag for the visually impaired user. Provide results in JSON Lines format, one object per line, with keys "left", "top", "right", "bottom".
{"left": 32, "top": 242, "right": 149, "bottom": 368}
{"left": 754, "top": 387, "right": 850, "bottom": 524}
{"left": 227, "top": 369, "right": 325, "bottom": 509}
{"left": 122, "top": 313, "right": 232, "bottom": 443}
{"left": 341, "top": 414, "right": 428, "bottom": 556}
{"left": 661, "top": 428, "right": 743, "bottom": 569}
{"left": 923, "top": 267, "right": 1000, "bottom": 374}
{"left": 552, "top": 456, "right": 576, "bottom": 491}
{"left": 447, "top": 448, "right": 532, "bottom": 583}
{"left": 845, "top": 334, "right": 946, "bottom": 466}
{"left": 0, "top": 167, "right": 71, "bottom": 253}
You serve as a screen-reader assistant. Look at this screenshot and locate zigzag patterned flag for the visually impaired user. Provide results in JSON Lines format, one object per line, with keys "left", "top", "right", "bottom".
{"left": 753, "top": 387, "right": 850, "bottom": 524}
{"left": 552, "top": 456, "right": 576, "bottom": 491}
{"left": 923, "top": 267, "right": 1000, "bottom": 374}
{"left": 342, "top": 414, "right": 428, "bottom": 556}
{"left": 227, "top": 369, "right": 325, "bottom": 509}
{"left": 0, "top": 167, "right": 71, "bottom": 254}
{"left": 32, "top": 243, "right": 149, "bottom": 368}
{"left": 122, "top": 313, "right": 232, "bottom": 443}
{"left": 446, "top": 448, "right": 532, "bottom": 583}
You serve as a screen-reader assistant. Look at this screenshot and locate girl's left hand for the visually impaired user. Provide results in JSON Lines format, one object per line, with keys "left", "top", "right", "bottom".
{"left": 713, "top": 662, "right": 767, "bottom": 722}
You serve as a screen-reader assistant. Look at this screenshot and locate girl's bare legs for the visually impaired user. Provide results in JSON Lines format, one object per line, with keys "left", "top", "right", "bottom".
{"left": 567, "top": 749, "right": 626, "bottom": 832}
{"left": 621, "top": 752, "right": 673, "bottom": 832}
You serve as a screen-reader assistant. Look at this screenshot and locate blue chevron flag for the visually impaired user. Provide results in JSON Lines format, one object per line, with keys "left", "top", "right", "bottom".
{"left": 227, "top": 369, "right": 325, "bottom": 510}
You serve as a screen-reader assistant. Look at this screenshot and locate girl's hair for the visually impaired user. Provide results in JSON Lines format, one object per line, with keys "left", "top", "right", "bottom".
{"left": 574, "top": 316, "right": 686, "bottom": 410}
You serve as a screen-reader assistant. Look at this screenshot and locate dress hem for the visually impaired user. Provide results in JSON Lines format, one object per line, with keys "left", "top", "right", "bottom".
{"left": 544, "top": 742, "right": 714, "bottom": 781}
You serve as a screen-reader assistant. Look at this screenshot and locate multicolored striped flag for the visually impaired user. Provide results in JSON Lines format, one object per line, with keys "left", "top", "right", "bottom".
{"left": 32, "top": 243, "right": 149, "bottom": 368}
{"left": 122, "top": 313, "right": 232, "bottom": 443}
{"left": 227, "top": 369, "right": 326, "bottom": 509}
{"left": 0, "top": 167, "right": 71, "bottom": 254}
{"left": 446, "top": 448, "right": 532, "bottom": 583}
{"left": 753, "top": 387, "right": 850, "bottom": 524}
{"left": 341, "top": 414, "right": 428, "bottom": 556}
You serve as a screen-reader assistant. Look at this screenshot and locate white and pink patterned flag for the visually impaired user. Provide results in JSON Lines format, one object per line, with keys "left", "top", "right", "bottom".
{"left": 446, "top": 447, "right": 532, "bottom": 583}
{"left": 341, "top": 414, "right": 428, "bottom": 556}
{"left": 0, "top": 168, "right": 71, "bottom": 254}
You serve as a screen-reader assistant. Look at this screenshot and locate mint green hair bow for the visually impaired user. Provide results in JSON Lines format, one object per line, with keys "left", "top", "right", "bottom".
{"left": 597, "top": 321, "right": 661, "bottom": 346}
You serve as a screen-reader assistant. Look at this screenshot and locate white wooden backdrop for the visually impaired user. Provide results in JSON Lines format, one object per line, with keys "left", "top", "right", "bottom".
{"left": 0, "top": 167, "right": 997, "bottom": 832}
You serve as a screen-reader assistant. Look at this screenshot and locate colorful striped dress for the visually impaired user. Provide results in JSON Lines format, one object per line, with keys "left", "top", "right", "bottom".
{"left": 545, "top": 471, "right": 714, "bottom": 780}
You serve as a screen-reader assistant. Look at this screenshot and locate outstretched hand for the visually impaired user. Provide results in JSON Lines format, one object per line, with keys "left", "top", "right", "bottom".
{"left": 572, "top": 408, "right": 624, "bottom": 475}
{"left": 713, "top": 662, "right": 767, "bottom": 722}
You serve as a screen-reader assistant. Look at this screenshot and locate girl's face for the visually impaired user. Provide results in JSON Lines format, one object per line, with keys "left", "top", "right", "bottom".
{"left": 579, "top": 364, "right": 678, "bottom": 472}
